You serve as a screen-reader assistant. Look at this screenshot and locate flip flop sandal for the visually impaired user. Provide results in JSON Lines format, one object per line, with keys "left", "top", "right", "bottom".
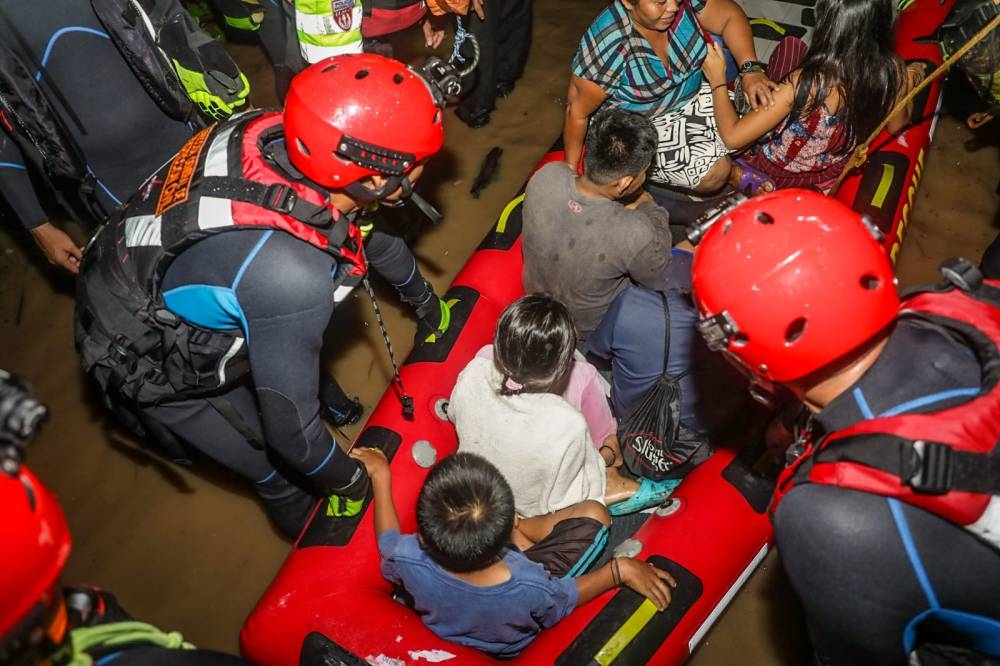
{"left": 734, "top": 160, "right": 776, "bottom": 196}
{"left": 608, "top": 477, "right": 682, "bottom": 516}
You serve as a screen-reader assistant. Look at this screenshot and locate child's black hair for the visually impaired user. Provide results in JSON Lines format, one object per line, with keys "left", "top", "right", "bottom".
{"left": 416, "top": 453, "right": 516, "bottom": 573}
{"left": 493, "top": 293, "right": 577, "bottom": 396}
{"left": 790, "top": 0, "right": 904, "bottom": 154}
{"left": 583, "top": 108, "right": 657, "bottom": 185}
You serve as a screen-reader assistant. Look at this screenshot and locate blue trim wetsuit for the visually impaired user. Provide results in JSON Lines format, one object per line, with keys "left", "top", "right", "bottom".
{"left": 143, "top": 226, "right": 425, "bottom": 537}
{"left": 0, "top": 1, "right": 192, "bottom": 228}
{"left": 774, "top": 319, "right": 1000, "bottom": 664}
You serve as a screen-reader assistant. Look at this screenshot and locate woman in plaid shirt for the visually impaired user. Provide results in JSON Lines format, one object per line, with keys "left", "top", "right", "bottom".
{"left": 564, "top": 0, "right": 776, "bottom": 192}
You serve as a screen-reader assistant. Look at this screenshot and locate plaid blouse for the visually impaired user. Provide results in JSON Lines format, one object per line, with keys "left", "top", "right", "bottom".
{"left": 572, "top": 0, "right": 709, "bottom": 117}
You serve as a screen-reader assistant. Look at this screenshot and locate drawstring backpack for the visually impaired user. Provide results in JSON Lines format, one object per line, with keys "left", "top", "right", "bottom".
{"left": 618, "top": 291, "right": 710, "bottom": 480}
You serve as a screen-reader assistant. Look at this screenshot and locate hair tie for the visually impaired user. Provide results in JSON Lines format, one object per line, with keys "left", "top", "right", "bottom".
{"left": 504, "top": 376, "right": 524, "bottom": 392}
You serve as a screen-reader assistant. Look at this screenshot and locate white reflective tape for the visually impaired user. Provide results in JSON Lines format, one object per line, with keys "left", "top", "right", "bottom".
{"left": 204, "top": 124, "right": 236, "bottom": 177}
{"left": 299, "top": 38, "right": 363, "bottom": 63}
{"left": 216, "top": 336, "right": 245, "bottom": 386}
{"left": 198, "top": 196, "right": 234, "bottom": 230}
{"left": 968, "top": 496, "right": 1000, "bottom": 550}
{"left": 124, "top": 215, "right": 162, "bottom": 247}
{"left": 333, "top": 283, "right": 356, "bottom": 303}
{"left": 688, "top": 543, "right": 769, "bottom": 653}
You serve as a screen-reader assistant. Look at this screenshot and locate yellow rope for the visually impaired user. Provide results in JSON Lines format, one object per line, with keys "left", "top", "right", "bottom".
{"left": 829, "top": 7, "right": 1000, "bottom": 196}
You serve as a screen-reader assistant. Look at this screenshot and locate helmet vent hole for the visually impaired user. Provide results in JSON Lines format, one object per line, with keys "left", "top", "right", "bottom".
{"left": 755, "top": 212, "right": 774, "bottom": 225}
{"left": 393, "top": 73, "right": 405, "bottom": 84}
{"left": 434, "top": 110, "right": 442, "bottom": 124}
{"left": 722, "top": 220, "right": 733, "bottom": 235}
{"left": 785, "top": 317, "right": 807, "bottom": 345}
{"left": 355, "top": 69, "right": 370, "bottom": 79}
{"left": 860, "top": 274, "right": 880, "bottom": 290}
{"left": 322, "top": 63, "right": 339, "bottom": 73}
{"left": 295, "top": 138, "right": 310, "bottom": 157}
{"left": 732, "top": 332, "right": 749, "bottom": 347}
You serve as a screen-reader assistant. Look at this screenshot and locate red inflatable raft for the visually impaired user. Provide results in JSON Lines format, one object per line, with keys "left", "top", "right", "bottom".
{"left": 241, "top": 1, "right": 952, "bottom": 662}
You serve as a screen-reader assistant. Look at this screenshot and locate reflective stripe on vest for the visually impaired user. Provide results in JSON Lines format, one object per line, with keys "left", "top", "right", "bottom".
{"left": 294, "top": 0, "right": 363, "bottom": 63}
{"left": 118, "top": 108, "right": 366, "bottom": 307}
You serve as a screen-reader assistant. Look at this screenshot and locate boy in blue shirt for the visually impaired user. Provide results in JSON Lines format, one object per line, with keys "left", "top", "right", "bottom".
{"left": 350, "top": 448, "right": 677, "bottom": 657}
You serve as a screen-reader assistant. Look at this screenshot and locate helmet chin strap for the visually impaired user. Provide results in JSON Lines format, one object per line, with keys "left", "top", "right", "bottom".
{"left": 344, "top": 174, "right": 444, "bottom": 225}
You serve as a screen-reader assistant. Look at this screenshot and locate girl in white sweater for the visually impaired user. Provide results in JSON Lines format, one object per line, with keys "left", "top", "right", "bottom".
{"left": 449, "top": 294, "right": 675, "bottom": 576}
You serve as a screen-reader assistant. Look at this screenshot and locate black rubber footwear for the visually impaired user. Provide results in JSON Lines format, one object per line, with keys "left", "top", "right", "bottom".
{"left": 455, "top": 106, "right": 491, "bottom": 128}
{"left": 319, "top": 374, "right": 364, "bottom": 427}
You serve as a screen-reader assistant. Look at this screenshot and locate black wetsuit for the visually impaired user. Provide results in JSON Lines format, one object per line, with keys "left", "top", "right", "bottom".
{"left": 774, "top": 319, "right": 1000, "bottom": 665}
{"left": 141, "top": 225, "right": 426, "bottom": 537}
{"left": 0, "top": 0, "right": 192, "bottom": 228}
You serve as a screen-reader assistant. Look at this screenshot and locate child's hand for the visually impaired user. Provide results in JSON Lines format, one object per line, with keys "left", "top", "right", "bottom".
{"left": 701, "top": 41, "right": 728, "bottom": 88}
{"left": 618, "top": 558, "right": 677, "bottom": 611}
{"left": 350, "top": 446, "right": 391, "bottom": 485}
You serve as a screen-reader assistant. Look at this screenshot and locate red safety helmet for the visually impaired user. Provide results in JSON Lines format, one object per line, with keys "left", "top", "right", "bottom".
{"left": 691, "top": 189, "right": 899, "bottom": 383}
{"left": 0, "top": 466, "right": 71, "bottom": 661}
{"left": 284, "top": 54, "right": 445, "bottom": 197}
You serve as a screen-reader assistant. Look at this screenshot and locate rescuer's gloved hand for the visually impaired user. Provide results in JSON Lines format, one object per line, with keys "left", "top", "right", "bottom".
{"left": 163, "top": 14, "right": 251, "bottom": 121}
{"left": 173, "top": 60, "right": 251, "bottom": 120}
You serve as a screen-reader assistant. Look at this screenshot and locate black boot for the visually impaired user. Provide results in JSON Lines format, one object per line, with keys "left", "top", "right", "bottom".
{"left": 325, "top": 466, "right": 371, "bottom": 518}
{"left": 400, "top": 278, "right": 450, "bottom": 342}
{"left": 319, "top": 373, "right": 363, "bottom": 427}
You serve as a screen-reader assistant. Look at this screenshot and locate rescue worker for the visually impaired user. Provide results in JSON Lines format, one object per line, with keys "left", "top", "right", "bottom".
{"left": 690, "top": 190, "right": 1000, "bottom": 665}
{"left": 0, "top": 0, "right": 250, "bottom": 273}
{"left": 0, "top": 371, "right": 248, "bottom": 666}
{"left": 74, "top": 54, "right": 451, "bottom": 539}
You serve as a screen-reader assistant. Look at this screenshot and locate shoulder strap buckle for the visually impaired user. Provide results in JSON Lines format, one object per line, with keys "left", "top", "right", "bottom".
{"left": 904, "top": 440, "right": 952, "bottom": 495}
{"left": 265, "top": 183, "right": 298, "bottom": 215}
{"left": 940, "top": 257, "right": 983, "bottom": 292}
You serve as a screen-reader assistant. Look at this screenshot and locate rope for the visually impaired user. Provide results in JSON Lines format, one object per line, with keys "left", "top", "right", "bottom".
{"left": 448, "top": 17, "right": 480, "bottom": 78}
{"left": 59, "top": 622, "right": 195, "bottom": 666}
{"left": 829, "top": 9, "right": 1000, "bottom": 196}
{"left": 361, "top": 275, "right": 414, "bottom": 419}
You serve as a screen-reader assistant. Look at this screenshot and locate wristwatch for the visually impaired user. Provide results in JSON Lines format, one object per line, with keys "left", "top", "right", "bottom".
{"left": 739, "top": 60, "right": 767, "bottom": 76}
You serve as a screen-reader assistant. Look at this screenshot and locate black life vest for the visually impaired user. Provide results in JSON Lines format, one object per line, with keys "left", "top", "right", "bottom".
{"left": 0, "top": 42, "right": 105, "bottom": 223}
{"left": 772, "top": 263, "right": 1000, "bottom": 551}
{"left": 0, "top": 0, "right": 247, "bottom": 224}
{"left": 75, "top": 110, "right": 367, "bottom": 410}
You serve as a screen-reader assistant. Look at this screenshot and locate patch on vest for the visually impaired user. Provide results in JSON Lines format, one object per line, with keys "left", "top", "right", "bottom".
{"left": 156, "top": 127, "right": 212, "bottom": 215}
{"left": 332, "top": 0, "right": 357, "bottom": 31}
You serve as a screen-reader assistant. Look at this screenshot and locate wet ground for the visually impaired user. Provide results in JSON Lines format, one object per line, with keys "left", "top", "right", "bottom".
{"left": 1, "top": 1, "right": 997, "bottom": 663}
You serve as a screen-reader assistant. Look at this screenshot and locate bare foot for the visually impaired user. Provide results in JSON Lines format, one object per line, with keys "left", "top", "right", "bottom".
{"left": 729, "top": 163, "right": 775, "bottom": 196}
{"left": 605, "top": 466, "right": 640, "bottom": 505}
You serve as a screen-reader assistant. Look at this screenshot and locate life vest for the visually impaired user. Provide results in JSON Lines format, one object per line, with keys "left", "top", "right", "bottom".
{"left": 0, "top": 0, "right": 248, "bottom": 224}
{"left": 0, "top": 42, "right": 105, "bottom": 223}
{"left": 75, "top": 110, "right": 367, "bottom": 412}
{"left": 360, "top": 0, "right": 427, "bottom": 39}
{"left": 289, "top": 0, "right": 363, "bottom": 63}
{"left": 772, "top": 262, "right": 1000, "bottom": 551}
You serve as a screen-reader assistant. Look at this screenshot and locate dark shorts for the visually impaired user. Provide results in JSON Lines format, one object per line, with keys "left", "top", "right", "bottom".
{"left": 523, "top": 516, "right": 609, "bottom": 578}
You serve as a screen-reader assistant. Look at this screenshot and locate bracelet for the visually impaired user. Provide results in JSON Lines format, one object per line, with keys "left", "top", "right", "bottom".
{"left": 611, "top": 557, "right": 622, "bottom": 586}
{"left": 598, "top": 444, "right": 618, "bottom": 467}
{"left": 711, "top": 82, "right": 727, "bottom": 93}
{"left": 738, "top": 65, "right": 766, "bottom": 78}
